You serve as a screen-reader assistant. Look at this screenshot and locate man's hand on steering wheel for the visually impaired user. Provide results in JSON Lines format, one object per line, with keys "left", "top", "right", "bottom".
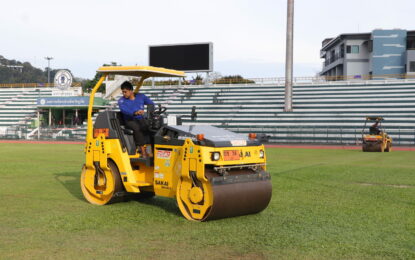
{"left": 134, "top": 110, "right": 145, "bottom": 116}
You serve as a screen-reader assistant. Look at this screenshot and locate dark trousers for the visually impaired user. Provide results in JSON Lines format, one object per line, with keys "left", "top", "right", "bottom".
{"left": 125, "top": 119, "right": 150, "bottom": 147}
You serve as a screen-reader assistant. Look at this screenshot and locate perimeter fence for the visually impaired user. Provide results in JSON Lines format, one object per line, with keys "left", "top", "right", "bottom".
{"left": 1, "top": 125, "right": 415, "bottom": 146}
{"left": 228, "top": 125, "right": 415, "bottom": 146}
{"left": 0, "top": 125, "right": 85, "bottom": 141}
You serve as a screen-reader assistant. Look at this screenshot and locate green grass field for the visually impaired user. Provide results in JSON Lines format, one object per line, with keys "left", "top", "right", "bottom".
{"left": 0, "top": 143, "right": 414, "bottom": 259}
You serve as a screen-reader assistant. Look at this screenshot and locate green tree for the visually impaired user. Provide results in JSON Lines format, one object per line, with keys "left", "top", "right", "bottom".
{"left": 0, "top": 55, "right": 74, "bottom": 84}
{"left": 82, "top": 72, "right": 106, "bottom": 93}
{"left": 213, "top": 75, "right": 255, "bottom": 84}
{"left": 81, "top": 63, "right": 119, "bottom": 93}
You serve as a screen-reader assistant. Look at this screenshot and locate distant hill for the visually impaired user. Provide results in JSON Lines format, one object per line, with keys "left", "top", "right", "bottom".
{"left": 0, "top": 55, "right": 72, "bottom": 84}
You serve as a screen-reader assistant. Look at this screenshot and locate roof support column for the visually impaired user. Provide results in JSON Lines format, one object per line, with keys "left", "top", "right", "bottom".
{"left": 37, "top": 110, "right": 40, "bottom": 140}
{"left": 63, "top": 109, "right": 66, "bottom": 127}
{"left": 284, "top": 0, "right": 294, "bottom": 112}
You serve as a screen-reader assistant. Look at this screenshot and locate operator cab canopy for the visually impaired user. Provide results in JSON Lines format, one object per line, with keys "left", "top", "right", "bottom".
{"left": 97, "top": 66, "right": 185, "bottom": 93}
{"left": 97, "top": 65, "right": 185, "bottom": 78}
{"left": 366, "top": 116, "right": 384, "bottom": 121}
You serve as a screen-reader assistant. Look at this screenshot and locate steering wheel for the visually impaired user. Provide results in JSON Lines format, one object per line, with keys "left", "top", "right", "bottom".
{"left": 146, "top": 105, "right": 167, "bottom": 130}
{"left": 152, "top": 106, "right": 167, "bottom": 116}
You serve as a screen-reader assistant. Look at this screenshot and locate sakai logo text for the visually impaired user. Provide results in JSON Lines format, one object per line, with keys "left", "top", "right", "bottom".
{"left": 155, "top": 180, "right": 169, "bottom": 186}
{"left": 240, "top": 151, "right": 251, "bottom": 157}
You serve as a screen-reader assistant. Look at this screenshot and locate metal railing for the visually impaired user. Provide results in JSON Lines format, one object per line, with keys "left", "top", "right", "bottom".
{"left": 1, "top": 125, "right": 414, "bottom": 146}
{"left": 133, "top": 74, "right": 415, "bottom": 87}
{"left": 324, "top": 52, "right": 344, "bottom": 66}
{"left": 226, "top": 125, "right": 415, "bottom": 146}
{"left": 2, "top": 74, "right": 415, "bottom": 90}
{"left": 0, "top": 125, "right": 85, "bottom": 141}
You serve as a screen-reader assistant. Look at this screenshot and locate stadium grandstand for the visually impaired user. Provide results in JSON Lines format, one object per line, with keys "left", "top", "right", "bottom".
{"left": 1, "top": 76, "right": 415, "bottom": 146}
{"left": 0, "top": 87, "right": 53, "bottom": 138}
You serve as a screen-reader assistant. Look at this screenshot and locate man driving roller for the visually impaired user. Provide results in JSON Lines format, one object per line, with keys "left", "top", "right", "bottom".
{"left": 369, "top": 120, "right": 380, "bottom": 135}
{"left": 118, "top": 81, "right": 154, "bottom": 158}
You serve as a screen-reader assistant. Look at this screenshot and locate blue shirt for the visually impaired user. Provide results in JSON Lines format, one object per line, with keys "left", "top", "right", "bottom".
{"left": 118, "top": 93, "right": 155, "bottom": 121}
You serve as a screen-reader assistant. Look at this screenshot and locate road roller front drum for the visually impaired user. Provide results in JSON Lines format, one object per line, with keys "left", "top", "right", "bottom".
{"left": 176, "top": 168, "right": 272, "bottom": 221}
{"left": 363, "top": 142, "right": 383, "bottom": 152}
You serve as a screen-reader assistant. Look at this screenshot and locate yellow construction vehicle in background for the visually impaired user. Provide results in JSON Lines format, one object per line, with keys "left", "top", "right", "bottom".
{"left": 362, "top": 117, "right": 392, "bottom": 152}
{"left": 80, "top": 66, "right": 272, "bottom": 221}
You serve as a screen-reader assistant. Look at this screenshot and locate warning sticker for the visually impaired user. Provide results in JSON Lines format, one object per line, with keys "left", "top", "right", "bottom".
{"left": 157, "top": 150, "right": 171, "bottom": 159}
{"left": 155, "top": 172, "right": 164, "bottom": 179}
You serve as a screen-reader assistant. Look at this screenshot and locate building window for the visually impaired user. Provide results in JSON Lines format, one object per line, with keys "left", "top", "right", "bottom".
{"left": 410, "top": 61, "right": 415, "bottom": 72}
{"left": 330, "top": 50, "right": 335, "bottom": 63}
{"left": 346, "top": 45, "right": 360, "bottom": 54}
{"left": 352, "top": 45, "right": 359, "bottom": 53}
{"left": 407, "top": 39, "right": 415, "bottom": 49}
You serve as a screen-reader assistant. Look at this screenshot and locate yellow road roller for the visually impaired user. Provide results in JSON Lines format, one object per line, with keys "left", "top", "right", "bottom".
{"left": 80, "top": 66, "right": 272, "bottom": 221}
{"left": 362, "top": 117, "right": 392, "bottom": 152}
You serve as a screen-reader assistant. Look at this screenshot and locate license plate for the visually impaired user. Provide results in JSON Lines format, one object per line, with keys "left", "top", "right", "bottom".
{"left": 223, "top": 150, "right": 240, "bottom": 161}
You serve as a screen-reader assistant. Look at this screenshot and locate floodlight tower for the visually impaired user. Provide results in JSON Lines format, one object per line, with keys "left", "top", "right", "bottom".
{"left": 44, "top": 56, "right": 53, "bottom": 85}
{"left": 284, "top": 0, "right": 294, "bottom": 112}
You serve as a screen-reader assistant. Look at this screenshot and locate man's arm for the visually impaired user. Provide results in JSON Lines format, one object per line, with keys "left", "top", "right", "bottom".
{"left": 143, "top": 94, "right": 155, "bottom": 105}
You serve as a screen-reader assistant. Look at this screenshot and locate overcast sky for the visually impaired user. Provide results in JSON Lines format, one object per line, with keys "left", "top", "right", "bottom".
{"left": 0, "top": 0, "right": 414, "bottom": 79}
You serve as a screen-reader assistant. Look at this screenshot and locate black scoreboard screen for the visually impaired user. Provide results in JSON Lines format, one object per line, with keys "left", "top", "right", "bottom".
{"left": 149, "top": 43, "right": 213, "bottom": 72}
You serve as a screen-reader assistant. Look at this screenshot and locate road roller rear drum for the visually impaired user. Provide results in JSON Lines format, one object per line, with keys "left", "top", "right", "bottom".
{"left": 80, "top": 161, "right": 124, "bottom": 205}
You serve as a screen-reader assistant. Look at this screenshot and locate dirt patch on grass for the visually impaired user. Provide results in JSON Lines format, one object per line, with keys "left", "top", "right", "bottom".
{"left": 356, "top": 182, "right": 415, "bottom": 189}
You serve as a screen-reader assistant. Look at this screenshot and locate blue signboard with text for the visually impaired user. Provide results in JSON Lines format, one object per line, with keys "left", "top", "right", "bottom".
{"left": 37, "top": 97, "right": 90, "bottom": 107}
